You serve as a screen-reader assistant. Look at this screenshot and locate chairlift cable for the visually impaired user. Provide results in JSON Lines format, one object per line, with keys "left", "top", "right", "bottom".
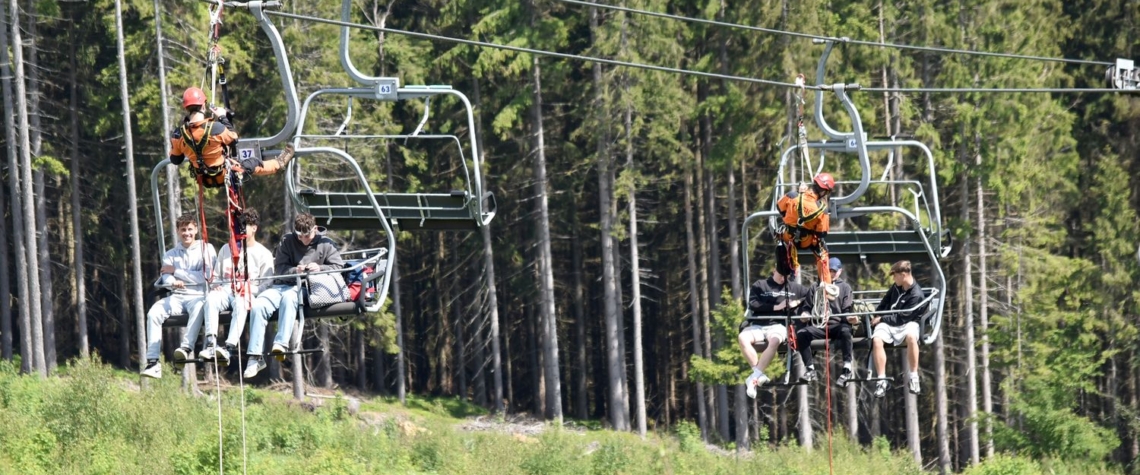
{"left": 554, "top": 0, "right": 1113, "bottom": 67}
{"left": 263, "top": 10, "right": 1138, "bottom": 95}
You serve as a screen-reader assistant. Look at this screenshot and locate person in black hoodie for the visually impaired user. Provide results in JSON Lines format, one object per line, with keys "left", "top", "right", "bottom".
{"left": 793, "top": 257, "right": 858, "bottom": 386}
{"left": 244, "top": 213, "right": 344, "bottom": 378}
{"left": 870, "top": 260, "right": 928, "bottom": 398}
{"left": 738, "top": 266, "right": 814, "bottom": 399}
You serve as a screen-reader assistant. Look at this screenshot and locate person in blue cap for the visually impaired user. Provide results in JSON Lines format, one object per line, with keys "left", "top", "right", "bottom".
{"left": 792, "top": 257, "right": 857, "bottom": 385}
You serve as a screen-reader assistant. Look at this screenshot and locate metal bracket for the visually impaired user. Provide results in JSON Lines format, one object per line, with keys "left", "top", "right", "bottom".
{"left": 375, "top": 77, "right": 399, "bottom": 100}
{"left": 1107, "top": 58, "right": 1137, "bottom": 90}
{"left": 235, "top": 140, "right": 264, "bottom": 162}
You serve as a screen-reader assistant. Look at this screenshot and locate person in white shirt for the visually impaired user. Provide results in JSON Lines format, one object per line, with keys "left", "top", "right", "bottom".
{"left": 142, "top": 212, "right": 216, "bottom": 379}
{"left": 182, "top": 209, "right": 274, "bottom": 366}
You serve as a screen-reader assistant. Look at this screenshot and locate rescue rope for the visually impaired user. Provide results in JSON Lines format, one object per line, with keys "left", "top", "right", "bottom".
{"left": 236, "top": 338, "right": 249, "bottom": 475}
{"left": 793, "top": 74, "right": 814, "bottom": 186}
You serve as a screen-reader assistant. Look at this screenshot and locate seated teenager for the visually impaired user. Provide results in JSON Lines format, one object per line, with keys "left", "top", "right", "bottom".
{"left": 142, "top": 212, "right": 216, "bottom": 379}
{"left": 793, "top": 257, "right": 858, "bottom": 385}
{"left": 739, "top": 264, "right": 814, "bottom": 398}
{"left": 181, "top": 209, "right": 274, "bottom": 366}
{"left": 243, "top": 213, "right": 343, "bottom": 378}
{"left": 870, "top": 260, "right": 928, "bottom": 397}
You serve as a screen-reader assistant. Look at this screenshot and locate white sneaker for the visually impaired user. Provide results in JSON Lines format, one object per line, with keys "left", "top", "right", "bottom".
{"left": 214, "top": 346, "right": 231, "bottom": 366}
{"left": 199, "top": 343, "right": 217, "bottom": 361}
{"left": 141, "top": 362, "right": 162, "bottom": 379}
{"left": 173, "top": 347, "right": 192, "bottom": 362}
{"left": 874, "top": 379, "right": 889, "bottom": 398}
{"left": 745, "top": 369, "right": 770, "bottom": 399}
{"left": 271, "top": 343, "right": 288, "bottom": 362}
{"left": 244, "top": 358, "right": 267, "bottom": 378}
{"left": 908, "top": 374, "right": 921, "bottom": 394}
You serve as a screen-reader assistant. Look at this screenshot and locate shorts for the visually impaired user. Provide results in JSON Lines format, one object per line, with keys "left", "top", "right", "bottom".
{"left": 739, "top": 323, "right": 788, "bottom": 345}
{"left": 871, "top": 321, "right": 920, "bottom": 346}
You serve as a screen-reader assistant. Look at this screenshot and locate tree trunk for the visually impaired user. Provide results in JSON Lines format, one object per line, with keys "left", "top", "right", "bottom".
{"left": 316, "top": 322, "right": 332, "bottom": 388}
{"left": 590, "top": 1, "right": 627, "bottom": 432}
{"left": 693, "top": 141, "right": 717, "bottom": 437}
{"left": 962, "top": 174, "right": 980, "bottom": 466}
{"left": 794, "top": 273, "right": 812, "bottom": 450}
{"left": 904, "top": 353, "right": 921, "bottom": 463}
{"left": 26, "top": 0, "right": 54, "bottom": 375}
{"left": 68, "top": 18, "right": 90, "bottom": 359}
{"left": 976, "top": 147, "right": 993, "bottom": 459}
{"left": 572, "top": 196, "right": 589, "bottom": 419}
{"left": 683, "top": 164, "right": 709, "bottom": 439}
{"left": 453, "top": 274, "right": 467, "bottom": 400}
{"left": 119, "top": 262, "right": 131, "bottom": 368}
{"left": 934, "top": 326, "right": 952, "bottom": 474}
{"left": 702, "top": 116, "right": 729, "bottom": 442}
{"left": 10, "top": 0, "right": 45, "bottom": 376}
{"left": 0, "top": 0, "right": 30, "bottom": 373}
{"left": 527, "top": 300, "right": 543, "bottom": 415}
{"left": 623, "top": 85, "right": 647, "bottom": 439}
{"left": 470, "top": 74, "right": 505, "bottom": 414}
{"left": 34, "top": 171, "right": 53, "bottom": 372}
{"left": 0, "top": 158, "right": 9, "bottom": 362}
{"left": 530, "top": 55, "right": 563, "bottom": 423}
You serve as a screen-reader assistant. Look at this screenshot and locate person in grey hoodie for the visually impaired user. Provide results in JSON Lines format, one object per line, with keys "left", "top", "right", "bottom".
{"left": 244, "top": 213, "right": 344, "bottom": 378}
{"left": 142, "top": 212, "right": 217, "bottom": 379}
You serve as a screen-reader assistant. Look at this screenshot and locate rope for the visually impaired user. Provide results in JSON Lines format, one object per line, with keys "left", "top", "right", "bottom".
{"left": 794, "top": 74, "right": 813, "bottom": 185}
{"left": 206, "top": 0, "right": 225, "bottom": 106}
{"left": 236, "top": 337, "right": 248, "bottom": 475}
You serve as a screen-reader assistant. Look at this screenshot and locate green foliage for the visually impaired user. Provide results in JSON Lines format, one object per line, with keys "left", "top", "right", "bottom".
{"left": 690, "top": 287, "right": 785, "bottom": 385}
{"left": 0, "top": 361, "right": 955, "bottom": 474}
{"left": 964, "top": 454, "right": 1044, "bottom": 475}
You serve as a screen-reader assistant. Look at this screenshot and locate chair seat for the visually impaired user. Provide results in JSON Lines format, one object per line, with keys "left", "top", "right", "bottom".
{"left": 297, "top": 189, "right": 494, "bottom": 231}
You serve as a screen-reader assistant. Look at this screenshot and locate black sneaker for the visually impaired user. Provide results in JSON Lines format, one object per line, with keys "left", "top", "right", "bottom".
{"left": 837, "top": 367, "right": 853, "bottom": 387}
{"left": 141, "top": 361, "right": 162, "bottom": 379}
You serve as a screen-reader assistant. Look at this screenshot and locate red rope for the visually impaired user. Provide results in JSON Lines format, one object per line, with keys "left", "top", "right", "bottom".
{"left": 195, "top": 175, "right": 213, "bottom": 286}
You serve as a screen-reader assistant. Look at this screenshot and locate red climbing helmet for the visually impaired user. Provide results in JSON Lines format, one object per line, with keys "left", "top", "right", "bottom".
{"left": 813, "top": 173, "right": 836, "bottom": 191}
{"left": 182, "top": 87, "right": 207, "bottom": 110}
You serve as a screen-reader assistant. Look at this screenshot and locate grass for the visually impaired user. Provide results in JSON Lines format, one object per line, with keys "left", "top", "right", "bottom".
{"left": 0, "top": 358, "right": 1120, "bottom": 474}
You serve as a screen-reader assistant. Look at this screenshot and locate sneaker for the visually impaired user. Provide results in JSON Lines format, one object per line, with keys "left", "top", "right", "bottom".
{"left": 908, "top": 374, "right": 921, "bottom": 395}
{"left": 244, "top": 357, "right": 267, "bottom": 378}
{"left": 213, "top": 345, "right": 231, "bottom": 366}
{"left": 173, "top": 347, "right": 192, "bottom": 362}
{"left": 199, "top": 343, "right": 217, "bottom": 361}
{"left": 836, "top": 367, "right": 853, "bottom": 387}
{"left": 800, "top": 369, "right": 818, "bottom": 383}
{"left": 745, "top": 370, "right": 770, "bottom": 399}
{"left": 271, "top": 343, "right": 288, "bottom": 362}
{"left": 141, "top": 362, "right": 162, "bottom": 379}
{"left": 874, "top": 379, "right": 890, "bottom": 399}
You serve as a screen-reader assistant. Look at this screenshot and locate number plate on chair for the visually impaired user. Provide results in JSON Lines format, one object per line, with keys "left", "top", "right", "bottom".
{"left": 236, "top": 145, "right": 262, "bottom": 162}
